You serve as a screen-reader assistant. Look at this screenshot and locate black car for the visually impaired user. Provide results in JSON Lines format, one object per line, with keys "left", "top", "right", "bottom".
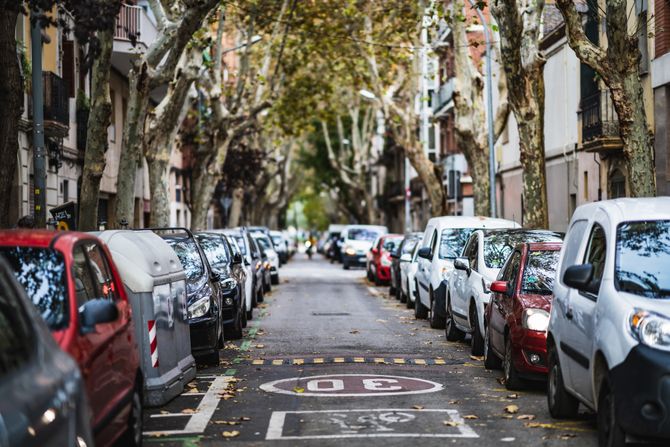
{"left": 195, "top": 232, "right": 246, "bottom": 339}
{"left": 0, "top": 256, "right": 93, "bottom": 447}
{"left": 158, "top": 228, "right": 224, "bottom": 366}
{"left": 390, "top": 232, "right": 423, "bottom": 299}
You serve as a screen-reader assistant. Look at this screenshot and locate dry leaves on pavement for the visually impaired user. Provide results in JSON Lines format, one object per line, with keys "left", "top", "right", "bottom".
{"left": 504, "top": 405, "right": 519, "bottom": 414}
{"left": 222, "top": 431, "right": 240, "bottom": 438}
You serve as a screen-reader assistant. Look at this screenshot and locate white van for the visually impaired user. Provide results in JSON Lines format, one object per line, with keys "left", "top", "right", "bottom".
{"left": 340, "top": 225, "right": 389, "bottom": 269}
{"left": 414, "top": 216, "right": 520, "bottom": 329}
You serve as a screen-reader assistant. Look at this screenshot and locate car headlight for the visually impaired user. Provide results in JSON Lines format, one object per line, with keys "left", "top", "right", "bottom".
{"left": 522, "top": 308, "right": 549, "bottom": 332}
{"left": 223, "top": 296, "right": 234, "bottom": 306}
{"left": 345, "top": 247, "right": 356, "bottom": 256}
{"left": 188, "top": 297, "right": 211, "bottom": 319}
{"left": 630, "top": 310, "right": 670, "bottom": 352}
{"left": 221, "top": 278, "right": 237, "bottom": 291}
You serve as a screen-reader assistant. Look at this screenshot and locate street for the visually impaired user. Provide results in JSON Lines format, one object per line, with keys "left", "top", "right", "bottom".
{"left": 142, "top": 254, "right": 597, "bottom": 446}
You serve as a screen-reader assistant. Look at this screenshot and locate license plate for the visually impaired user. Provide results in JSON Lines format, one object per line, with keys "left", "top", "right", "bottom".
{"left": 359, "top": 257, "right": 367, "bottom": 263}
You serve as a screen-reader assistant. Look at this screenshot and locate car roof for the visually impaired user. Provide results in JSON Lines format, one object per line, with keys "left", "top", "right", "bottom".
{"left": 344, "top": 225, "right": 388, "bottom": 231}
{"left": 0, "top": 229, "right": 97, "bottom": 249}
{"left": 426, "top": 216, "right": 520, "bottom": 230}
{"left": 573, "top": 197, "right": 670, "bottom": 225}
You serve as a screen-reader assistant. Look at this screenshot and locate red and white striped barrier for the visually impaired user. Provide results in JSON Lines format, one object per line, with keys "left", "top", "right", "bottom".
{"left": 148, "top": 320, "right": 159, "bottom": 367}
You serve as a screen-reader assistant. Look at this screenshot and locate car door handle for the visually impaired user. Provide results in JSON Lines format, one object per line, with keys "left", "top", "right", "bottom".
{"left": 566, "top": 308, "right": 573, "bottom": 320}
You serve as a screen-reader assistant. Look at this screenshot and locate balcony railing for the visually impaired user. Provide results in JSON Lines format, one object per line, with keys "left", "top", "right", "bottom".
{"left": 581, "top": 90, "right": 619, "bottom": 141}
{"left": 115, "top": 4, "right": 141, "bottom": 41}
{"left": 28, "top": 71, "right": 70, "bottom": 126}
{"left": 432, "top": 78, "right": 454, "bottom": 114}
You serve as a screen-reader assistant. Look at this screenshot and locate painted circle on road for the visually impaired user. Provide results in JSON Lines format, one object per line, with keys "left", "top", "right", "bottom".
{"left": 260, "top": 374, "right": 443, "bottom": 397}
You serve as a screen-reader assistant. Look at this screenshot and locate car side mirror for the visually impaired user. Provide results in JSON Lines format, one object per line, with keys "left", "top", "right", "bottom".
{"left": 563, "top": 264, "right": 599, "bottom": 294}
{"left": 454, "top": 257, "right": 471, "bottom": 275}
{"left": 211, "top": 271, "right": 221, "bottom": 282}
{"left": 400, "top": 253, "right": 412, "bottom": 262}
{"left": 233, "top": 253, "right": 243, "bottom": 265}
{"left": 490, "top": 280, "right": 510, "bottom": 296}
{"left": 80, "top": 299, "right": 118, "bottom": 333}
{"left": 390, "top": 251, "right": 399, "bottom": 259}
{"left": 417, "top": 247, "right": 432, "bottom": 259}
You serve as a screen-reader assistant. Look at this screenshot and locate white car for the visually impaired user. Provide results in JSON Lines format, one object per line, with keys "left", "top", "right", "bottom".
{"left": 394, "top": 233, "right": 422, "bottom": 302}
{"left": 402, "top": 243, "right": 421, "bottom": 309}
{"left": 547, "top": 198, "right": 670, "bottom": 446}
{"left": 340, "top": 225, "right": 389, "bottom": 269}
{"left": 415, "top": 216, "right": 520, "bottom": 330}
{"left": 448, "top": 229, "right": 563, "bottom": 355}
{"left": 270, "top": 230, "right": 289, "bottom": 264}
{"left": 252, "top": 233, "right": 280, "bottom": 285}
{"left": 219, "top": 229, "right": 263, "bottom": 319}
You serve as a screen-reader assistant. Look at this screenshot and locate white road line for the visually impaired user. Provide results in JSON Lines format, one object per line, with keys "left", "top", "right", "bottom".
{"left": 265, "top": 408, "right": 479, "bottom": 440}
{"left": 143, "top": 375, "right": 233, "bottom": 436}
{"left": 149, "top": 413, "right": 192, "bottom": 419}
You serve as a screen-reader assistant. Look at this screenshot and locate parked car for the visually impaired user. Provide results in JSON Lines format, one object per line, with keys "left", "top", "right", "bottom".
{"left": 195, "top": 232, "right": 246, "bottom": 339}
{"left": 414, "top": 217, "right": 520, "bottom": 330}
{"left": 158, "top": 229, "right": 225, "bottom": 365}
{"left": 341, "top": 225, "right": 389, "bottom": 269}
{"left": 253, "top": 233, "right": 280, "bottom": 285}
{"left": 391, "top": 232, "right": 423, "bottom": 300}
{"left": 484, "top": 240, "right": 563, "bottom": 390}
{"left": 405, "top": 243, "right": 422, "bottom": 310}
{"left": 270, "top": 230, "right": 289, "bottom": 264}
{"left": 366, "top": 234, "right": 402, "bottom": 285}
{"left": 0, "top": 256, "right": 93, "bottom": 447}
{"left": 0, "top": 230, "right": 142, "bottom": 447}
{"left": 547, "top": 198, "right": 670, "bottom": 446}
{"left": 222, "top": 228, "right": 264, "bottom": 314}
{"left": 448, "top": 229, "right": 562, "bottom": 355}
{"left": 223, "top": 233, "right": 253, "bottom": 321}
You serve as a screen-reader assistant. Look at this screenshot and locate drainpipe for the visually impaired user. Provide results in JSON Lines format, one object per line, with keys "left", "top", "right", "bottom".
{"left": 31, "top": 11, "right": 46, "bottom": 228}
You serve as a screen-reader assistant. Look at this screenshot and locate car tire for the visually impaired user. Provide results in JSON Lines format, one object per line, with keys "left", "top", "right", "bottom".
{"left": 242, "top": 304, "right": 249, "bottom": 327}
{"left": 445, "top": 297, "right": 466, "bottom": 341}
{"left": 257, "top": 287, "right": 264, "bottom": 303}
{"left": 598, "top": 377, "right": 625, "bottom": 447}
{"left": 264, "top": 278, "right": 271, "bottom": 293}
{"left": 547, "top": 345, "right": 579, "bottom": 419}
{"left": 503, "top": 335, "right": 524, "bottom": 390}
{"left": 225, "top": 306, "right": 244, "bottom": 340}
{"left": 367, "top": 268, "right": 373, "bottom": 280}
{"left": 429, "top": 288, "right": 446, "bottom": 329}
{"left": 470, "top": 306, "right": 485, "bottom": 356}
{"left": 414, "top": 280, "right": 429, "bottom": 319}
{"left": 405, "top": 281, "right": 414, "bottom": 309}
{"left": 483, "top": 325, "right": 502, "bottom": 370}
{"left": 118, "top": 376, "right": 143, "bottom": 447}
{"left": 246, "top": 306, "right": 253, "bottom": 321}
{"left": 271, "top": 275, "right": 279, "bottom": 285}
{"left": 343, "top": 262, "right": 350, "bottom": 270}
{"left": 202, "top": 349, "right": 220, "bottom": 366}
{"left": 398, "top": 284, "right": 406, "bottom": 303}
{"left": 390, "top": 284, "right": 396, "bottom": 297}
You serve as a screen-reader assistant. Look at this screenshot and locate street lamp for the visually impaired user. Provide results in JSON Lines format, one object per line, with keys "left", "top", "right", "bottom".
{"left": 466, "top": 0, "right": 496, "bottom": 218}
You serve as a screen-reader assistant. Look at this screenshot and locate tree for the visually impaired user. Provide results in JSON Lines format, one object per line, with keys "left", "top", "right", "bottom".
{"left": 555, "top": 0, "right": 655, "bottom": 197}
{"left": 451, "top": 0, "right": 509, "bottom": 216}
{"left": 490, "top": 0, "right": 548, "bottom": 228}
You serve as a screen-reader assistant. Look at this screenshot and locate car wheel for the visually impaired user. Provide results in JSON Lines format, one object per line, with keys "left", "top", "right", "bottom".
{"left": 547, "top": 344, "right": 579, "bottom": 419}
{"left": 367, "top": 267, "right": 373, "bottom": 280}
{"left": 257, "top": 287, "right": 264, "bottom": 303}
{"left": 271, "top": 275, "right": 279, "bottom": 285}
{"left": 503, "top": 335, "right": 524, "bottom": 390}
{"left": 242, "top": 303, "right": 248, "bottom": 328}
{"left": 445, "top": 297, "right": 465, "bottom": 341}
{"left": 216, "top": 326, "right": 224, "bottom": 349}
{"left": 398, "top": 284, "right": 406, "bottom": 303}
{"left": 118, "top": 377, "right": 143, "bottom": 446}
{"left": 429, "top": 289, "right": 446, "bottom": 329}
{"left": 470, "top": 306, "right": 485, "bottom": 356}
{"left": 343, "top": 262, "right": 350, "bottom": 270}
{"left": 225, "top": 306, "right": 244, "bottom": 340}
{"left": 598, "top": 377, "right": 625, "bottom": 447}
{"left": 483, "top": 325, "right": 502, "bottom": 370}
{"left": 414, "top": 280, "right": 429, "bottom": 319}
{"left": 265, "top": 278, "right": 272, "bottom": 293}
{"left": 202, "top": 349, "right": 220, "bottom": 366}
{"left": 405, "top": 281, "right": 414, "bottom": 309}
{"left": 390, "top": 284, "right": 396, "bottom": 297}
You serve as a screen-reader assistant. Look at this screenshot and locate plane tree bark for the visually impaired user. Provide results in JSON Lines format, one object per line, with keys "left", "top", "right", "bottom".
{"left": 490, "top": 0, "right": 548, "bottom": 228}
{"left": 555, "top": 0, "right": 655, "bottom": 197}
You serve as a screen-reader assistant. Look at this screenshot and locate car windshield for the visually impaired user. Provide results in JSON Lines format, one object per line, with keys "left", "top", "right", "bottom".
{"left": 164, "top": 238, "right": 205, "bottom": 281}
{"left": 256, "top": 236, "right": 272, "bottom": 251}
{"left": 348, "top": 229, "right": 380, "bottom": 241}
{"left": 485, "top": 231, "right": 562, "bottom": 268}
{"left": 522, "top": 250, "right": 560, "bottom": 295}
{"left": 439, "top": 229, "right": 475, "bottom": 259}
{"left": 271, "top": 236, "right": 282, "bottom": 245}
{"left": 402, "top": 238, "right": 420, "bottom": 254}
{"left": 233, "top": 236, "right": 247, "bottom": 255}
{"left": 0, "top": 247, "right": 68, "bottom": 331}
{"left": 615, "top": 220, "right": 670, "bottom": 298}
{"left": 195, "top": 235, "right": 229, "bottom": 271}
{"left": 383, "top": 237, "right": 402, "bottom": 252}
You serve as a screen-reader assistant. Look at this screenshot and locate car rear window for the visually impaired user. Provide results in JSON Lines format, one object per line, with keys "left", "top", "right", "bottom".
{"left": 485, "top": 231, "right": 563, "bottom": 268}
{"left": 383, "top": 237, "right": 402, "bottom": 252}
{"left": 348, "top": 229, "right": 379, "bottom": 241}
{"left": 0, "top": 247, "right": 68, "bottom": 331}
{"left": 195, "top": 235, "right": 229, "bottom": 271}
{"left": 522, "top": 250, "right": 560, "bottom": 295}
{"left": 164, "top": 238, "right": 205, "bottom": 281}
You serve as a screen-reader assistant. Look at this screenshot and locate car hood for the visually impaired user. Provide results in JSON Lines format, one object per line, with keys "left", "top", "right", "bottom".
{"left": 518, "top": 293, "right": 553, "bottom": 312}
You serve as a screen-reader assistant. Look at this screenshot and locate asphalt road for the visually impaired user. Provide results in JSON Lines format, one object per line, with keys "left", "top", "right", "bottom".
{"left": 142, "top": 254, "right": 599, "bottom": 446}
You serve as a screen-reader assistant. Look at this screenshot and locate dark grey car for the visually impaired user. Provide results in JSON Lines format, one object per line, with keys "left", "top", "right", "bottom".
{"left": 0, "top": 257, "right": 93, "bottom": 447}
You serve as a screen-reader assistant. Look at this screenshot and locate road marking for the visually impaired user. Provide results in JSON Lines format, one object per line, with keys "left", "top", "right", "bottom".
{"left": 435, "top": 359, "right": 446, "bottom": 365}
{"left": 260, "top": 374, "right": 443, "bottom": 397}
{"left": 374, "top": 358, "right": 385, "bottom": 364}
{"left": 252, "top": 359, "right": 264, "bottom": 365}
{"left": 413, "top": 359, "right": 426, "bottom": 365}
{"left": 292, "top": 358, "right": 304, "bottom": 365}
{"left": 334, "top": 357, "right": 345, "bottom": 363}
{"left": 272, "top": 359, "right": 284, "bottom": 365}
{"left": 354, "top": 357, "right": 365, "bottom": 363}
{"left": 266, "top": 409, "right": 478, "bottom": 440}
{"left": 313, "top": 358, "right": 324, "bottom": 364}
{"left": 144, "top": 375, "right": 234, "bottom": 437}
{"left": 240, "top": 356, "right": 460, "bottom": 366}
{"left": 393, "top": 358, "right": 405, "bottom": 364}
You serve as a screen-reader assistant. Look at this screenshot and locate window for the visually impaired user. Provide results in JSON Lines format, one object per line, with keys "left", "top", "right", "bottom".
{"left": 383, "top": 237, "right": 402, "bottom": 252}
{"left": 72, "top": 246, "right": 98, "bottom": 308}
{"left": 0, "top": 272, "right": 34, "bottom": 375}
{"left": 559, "top": 220, "right": 589, "bottom": 284}
{"left": 583, "top": 224, "right": 607, "bottom": 295}
{"left": 500, "top": 251, "right": 521, "bottom": 281}
{"left": 0, "top": 246, "right": 69, "bottom": 331}
{"left": 522, "top": 250, "right": 561, "bottom": 295}
{"left": 233, "top": 236, "right": 247, "bottom": 255}
{"left": 82, "top": 243, "right": 119, "bottom": 301}
{"left": 164, "top": 237, "right": 205, "bottom": 282}
{"left": 402, "top": 238, "right": 419, "bottom": 255}
{"left": 196, "top": 234, "right": 229, "bottom": 273}
{"left": 438, "top": 228, "right": 475, "bottom": 259}
{"left": 637, "top": 0, "right": 649, "bottom": 73}
{"left": 430, "top": 230, "right": 438, "bottom": 255}
{"left": 463, "top": 235, "right": 478, "bottom": 271}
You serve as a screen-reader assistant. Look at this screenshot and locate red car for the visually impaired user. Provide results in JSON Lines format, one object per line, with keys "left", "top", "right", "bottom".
{"left": 483, "top": 241, "right": 562, "bottom": 390}
{"left": 367, "top": 234, "right": 403, "bottom": 285}
{"left": 0, "top": 230, "right": 142, "bottom": 446}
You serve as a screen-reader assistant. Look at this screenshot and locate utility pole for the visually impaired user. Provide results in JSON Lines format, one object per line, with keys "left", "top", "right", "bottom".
{"left": 31, "top": 12, "right": 46, "bottom": 228}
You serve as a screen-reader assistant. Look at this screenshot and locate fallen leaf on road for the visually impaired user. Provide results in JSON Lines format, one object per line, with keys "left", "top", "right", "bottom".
{"left": 470, "top": 355, "right": 484, "bottom": 361}
{"left": 448, "top": 400, "right": 459, "bottom": 404}
{"left": 504, "top": 405, "right": 519, "bottom": 414}
{"left": 255, "top": 344, "right": 265, "bottom": 349}
{"left": 213, "top": 420, "right": 239, "bottom": 425}
{"left": 181, "top": 409, "right": 197, "bottom": 414}
{"left": 443, "top": 420, "right": 461, "bottom": 427}
{"left": 412, "top": 405, "right": 424, "bottom": 410}
{"left": 463, "top": 415, "right": 479, "bottom": 420}
{"left": 349, "top": 330, "right": 359, "bottom": 334}
{"left": 376, "top": 319, "right": 387, "bottom": 323}
{"left": 293, "top": 387, "right": 305, "bottom": 393}
{"left": 506, "top": 393, "right": 519, "bottom": 399}
{"left": 496, "top": 377, "right": 506, "bottom": 385}
{"left": 222, "top": 431, "right": 240, "bottom": 438}
{"left": 220, "top": 394, "right": 236, "bottom": 400}
{"left": 240, "top": 416, "right": 251, "bottom": 421}
{"left": 560, "top": 434, "right": 577, "bottom": 440}
{"left": 525, "top": 422, "right": 555, "bottom": 429}
{"left": 517, "top": 414, "right": 535, "bottom": 420}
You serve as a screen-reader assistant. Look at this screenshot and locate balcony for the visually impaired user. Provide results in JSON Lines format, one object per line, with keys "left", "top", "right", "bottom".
{"left": 432, "top": 78, "right": 454, "bottom": 116}
{"left": 112, "top": 3, "right": 159, "bottom": 75}
{"left": 581, "top": 90, "right": 622, "bottom": 153}
{"left": 28, "top": 71, "right": 70, "bottom": 137}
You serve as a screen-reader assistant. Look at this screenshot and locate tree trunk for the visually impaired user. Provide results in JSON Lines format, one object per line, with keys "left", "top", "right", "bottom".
{"left": 461, "top": 145, "right": 490, "bottom": 216}
{"left": 0, "top": 6, "right": 22, "bottom": 228}
{"left": 78, "top": 29, "right": 114, "bottom": 230}
{"left": 146, "top": 155, "right": 170, "bottom": 227}
{"left": 227, "top": 187, "right": 244, "bottom": 227}
{"left": 403, "top": 140, "right": 447, "bottom": 216}
{"left": 190, "top": 158, "right": 217, "bottom": 230}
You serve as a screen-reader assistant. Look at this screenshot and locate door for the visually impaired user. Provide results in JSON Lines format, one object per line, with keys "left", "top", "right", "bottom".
{"left": 453, "top": 234, "right": 478, "bottom": 325}
{"left": 562, "top": 221, "right": 605, "bottom": 404}
{"left": 489, "top": 250, "right": 521, "bottom": 354}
